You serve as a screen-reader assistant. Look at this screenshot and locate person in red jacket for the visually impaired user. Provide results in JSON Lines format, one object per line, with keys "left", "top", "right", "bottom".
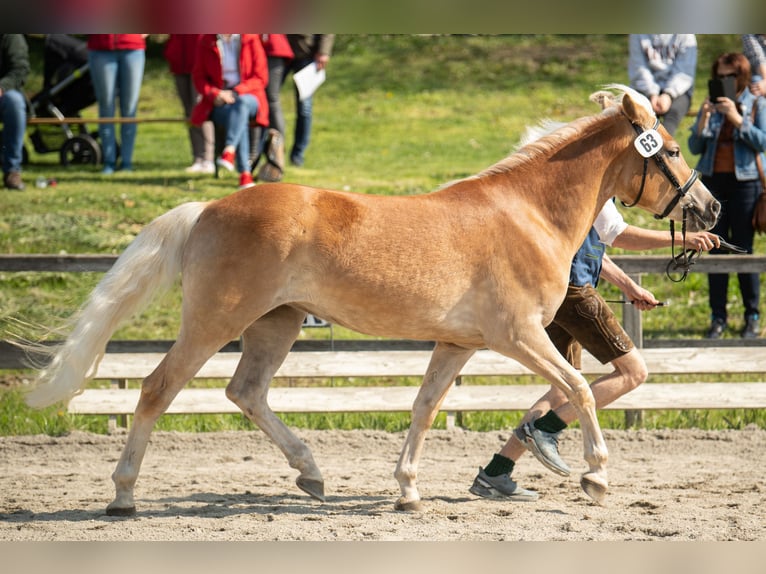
{"left": 164, "top": 34, "right": 214, "bottom": 174}
{"left": 87, "top": 34, "right": 147, "bottom": 174}
{"left": 191, "top": 34, "right": 268, "bottom": 191}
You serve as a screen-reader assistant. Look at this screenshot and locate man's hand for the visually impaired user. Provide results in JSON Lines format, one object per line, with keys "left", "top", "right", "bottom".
{"left": 683, "top": 231, "right": 720, "bottom": 252}
{"left": 315, "top": 54, "right": 330, "bottom": 71}
{"left": 623, "top": 284, "right": 662, "bottom": 311}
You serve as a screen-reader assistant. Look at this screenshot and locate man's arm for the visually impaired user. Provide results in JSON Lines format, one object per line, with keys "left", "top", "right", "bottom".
{"left": 600, "top": 254, "right": 660, "bottom": 310}
{"left": 610, "top": 225, "right": 719, "bottom": 252}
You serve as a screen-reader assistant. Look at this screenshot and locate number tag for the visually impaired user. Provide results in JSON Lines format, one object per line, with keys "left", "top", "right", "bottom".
{"left": 634, "top": 129, "right": 663, "bottom": 158}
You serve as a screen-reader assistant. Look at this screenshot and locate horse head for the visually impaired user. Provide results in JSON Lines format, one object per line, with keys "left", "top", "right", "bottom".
{"left": 596, "top": 85, "right": 720, "bottom": 232}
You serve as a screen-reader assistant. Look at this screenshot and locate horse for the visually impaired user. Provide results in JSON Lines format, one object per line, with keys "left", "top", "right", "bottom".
{"left": 24, "top": 85, "right": 719, "bottom": 515}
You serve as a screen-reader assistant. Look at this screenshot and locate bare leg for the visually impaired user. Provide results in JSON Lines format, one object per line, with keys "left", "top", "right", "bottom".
{"left": 394, "top": 342, "right": 475, "bottom": 511}
{"left": 225, "top": 306, "right": 325, "bottom": 501}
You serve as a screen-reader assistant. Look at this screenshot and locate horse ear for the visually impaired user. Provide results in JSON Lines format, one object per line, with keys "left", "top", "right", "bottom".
{"left": 621, "top": 91, "right": 653, "bottom": 126}
{"left": 590, "top": 90, "right": 617, "bottom": 110}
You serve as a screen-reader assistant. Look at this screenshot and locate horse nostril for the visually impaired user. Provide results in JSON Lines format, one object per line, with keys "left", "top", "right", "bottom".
{"left": 712, "top": 200, "right": 721, "bottom": 218}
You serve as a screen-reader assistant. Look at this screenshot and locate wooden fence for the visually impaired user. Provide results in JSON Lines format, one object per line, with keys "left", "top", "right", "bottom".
{"left": 2, "top": 253, "right": 766, "bottom": 426}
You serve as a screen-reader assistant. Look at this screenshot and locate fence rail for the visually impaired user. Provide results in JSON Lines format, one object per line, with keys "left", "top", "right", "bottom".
{"left": 3, "top": 253, "right": 766, "bottom": 426}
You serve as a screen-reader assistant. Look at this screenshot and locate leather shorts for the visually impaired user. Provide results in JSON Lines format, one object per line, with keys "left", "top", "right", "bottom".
{"left": 545, "top": 283, "right": 634, "bottom": 369}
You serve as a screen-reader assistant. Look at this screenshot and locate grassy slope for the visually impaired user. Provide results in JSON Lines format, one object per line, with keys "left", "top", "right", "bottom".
{"left": 1, "top": 34, "right": 763, "bottom": 434}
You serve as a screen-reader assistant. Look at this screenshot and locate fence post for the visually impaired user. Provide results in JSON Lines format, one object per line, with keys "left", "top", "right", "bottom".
{"left": 108, "top": 378, "right": 129, "bottom": 433}
{"left": 622, "top": 272, "right": 644, "bottom": 428}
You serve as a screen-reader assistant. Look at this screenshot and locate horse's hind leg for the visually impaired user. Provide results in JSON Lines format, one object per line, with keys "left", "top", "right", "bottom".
{"left": 225, "top": 306, "right": 325, "bottom": 501}
{"left": 394, "top": 342, "right": 475, "bottom": 511}
{"left": 105, "top": 328, "right": 232, "bottom": 516}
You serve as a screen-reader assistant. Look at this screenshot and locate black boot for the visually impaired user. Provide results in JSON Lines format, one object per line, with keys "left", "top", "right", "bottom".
{"left": 741, "top": 315, "right": 760, "bottom": 339}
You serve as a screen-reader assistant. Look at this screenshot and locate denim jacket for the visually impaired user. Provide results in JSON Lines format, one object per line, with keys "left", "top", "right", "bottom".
{"left": 688, "top": 88, "right": 766, "bottom": 181}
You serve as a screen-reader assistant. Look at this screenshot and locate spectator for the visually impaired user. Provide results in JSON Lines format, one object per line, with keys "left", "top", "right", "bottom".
{"left": 0, "top": 34, "right": 30, "bottom": 190}
{"left": 191, "top": 34, "right": 269, "bottom": 191}
{"left": 469, "top": 201, "right": 720, "bottom": 501}
{"left": 284, "top": 34, "right": 335, "bottom": 167}
{"left": 628, "top": 34, "right": 697, "bottom": 136}
{"left": 164, "top": 34, "right": 214, "bottom": 174}
{"left": 742, "top": 35, "right": 766, "bottom": 96}
{"left": 688, "top": 52, "right": 766, "bottom": 339}
{"left": 257, "top": 34, "right": 293, "bottom": 183}
{"left": 87, "top": 34, "right": 147, "bottom": 174}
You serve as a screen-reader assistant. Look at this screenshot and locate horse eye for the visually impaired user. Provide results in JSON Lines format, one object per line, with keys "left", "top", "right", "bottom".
{"left": 667, "top": 148, "right": 680, "bottom": 158}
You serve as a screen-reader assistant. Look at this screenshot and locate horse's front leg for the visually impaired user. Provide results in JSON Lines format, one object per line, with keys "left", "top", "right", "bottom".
{"left": 566, "top": 374, "right": 609, "bottom": 503}
{"left": 394, "top": 343, "right": 475, "bottom": 511}
{"left": 491, "top": 330, "right": 609, "bottom": 504}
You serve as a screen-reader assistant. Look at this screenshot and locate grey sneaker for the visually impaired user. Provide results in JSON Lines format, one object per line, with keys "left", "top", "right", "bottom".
{"left": 468, "top": 467, "right": 539, "bottom": 501}
{"left": 518, "top": 422, "right": 571, "bottom": 477}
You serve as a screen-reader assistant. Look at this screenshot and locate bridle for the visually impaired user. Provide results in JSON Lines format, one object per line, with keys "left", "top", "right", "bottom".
{"left": 621, "top": 115, "right": 700, "bottom": 281}
{"left": 622, "top": 116, "right": 699, "bottom": 217}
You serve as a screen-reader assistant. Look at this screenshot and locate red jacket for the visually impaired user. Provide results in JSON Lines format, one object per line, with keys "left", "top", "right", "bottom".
{"left": 164, "top": 34, "right": 201, "bottom": 75}
{"left": 87, "top": 34, "right": 146, "bottom": 51}
{"left": 191, "top": 34, "right": 269, "bottom": 128}
{"left": 260, "top": 34, "right": 293, "bottom": 59}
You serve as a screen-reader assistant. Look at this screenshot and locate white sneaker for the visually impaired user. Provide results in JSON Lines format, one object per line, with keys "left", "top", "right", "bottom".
{"left": 185, "top": 160, "right": 215, "bottom": 174}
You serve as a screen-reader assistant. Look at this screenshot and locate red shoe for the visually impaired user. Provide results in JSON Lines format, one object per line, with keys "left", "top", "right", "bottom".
{"left": 238, "top": 172, "right": 255, "bottom": 190}
{"left": 216, "top": 149, "right": 235, "bottom": 172}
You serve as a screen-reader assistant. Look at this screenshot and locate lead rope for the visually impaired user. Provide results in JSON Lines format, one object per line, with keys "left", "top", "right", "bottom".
{"left": 666, "top": 207, "right": 698, "bottom": 282}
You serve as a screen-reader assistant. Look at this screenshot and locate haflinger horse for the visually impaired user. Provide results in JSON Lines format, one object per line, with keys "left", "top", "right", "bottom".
{"left": 25, "top": 85, "right": 719, "bottom": 515}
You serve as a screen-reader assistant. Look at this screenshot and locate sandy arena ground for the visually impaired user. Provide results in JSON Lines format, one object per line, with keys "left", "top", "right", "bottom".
{"left": 1, "top": 426, "right": 764, "bottom": 541}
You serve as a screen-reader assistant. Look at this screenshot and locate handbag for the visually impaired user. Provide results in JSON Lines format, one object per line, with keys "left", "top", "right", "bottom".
{"left": 751, "top": 101, "right": 766, "bottom": 234}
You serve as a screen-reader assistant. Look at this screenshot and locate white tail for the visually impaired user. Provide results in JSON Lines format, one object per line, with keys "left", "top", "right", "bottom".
{"left": 25, "top": 201, "right": 208, "bottom": 408}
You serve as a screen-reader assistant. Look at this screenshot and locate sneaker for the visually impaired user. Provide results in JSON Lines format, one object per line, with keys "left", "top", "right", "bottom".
{"left": 216, "top": 149, "right": 235, "bottom": 172}
{"left": 3, "top": 171, "right": 25, "bottom": 190}
{"left": 706, "top": 318, "right": 727, "bottom": 339}
{"left": 302, "top": 314, "right": 330, "bottom": 327}
{"left": 741, "top": 316, "right": 760, "bottom": 339}
{"left": 518, "top": 422, "right": 570, "bottom": 477}
{"left": 238, "top": 172, "right": 256, "bottom": 190}
{"left": 185, "top": 160, "right": 215, "bottom": 174}
{"left": 468, "top": 467, "right": 539, "bottom": 501}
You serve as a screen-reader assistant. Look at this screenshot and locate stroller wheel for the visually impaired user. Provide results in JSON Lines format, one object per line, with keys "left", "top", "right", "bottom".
{"left": 60, "top": 133, "right": 101, "bottom": 166}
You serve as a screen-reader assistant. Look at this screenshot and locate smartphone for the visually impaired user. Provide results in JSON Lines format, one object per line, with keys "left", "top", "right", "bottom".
{"left": 708, "top": 76, "right": 737, "bottom": 102}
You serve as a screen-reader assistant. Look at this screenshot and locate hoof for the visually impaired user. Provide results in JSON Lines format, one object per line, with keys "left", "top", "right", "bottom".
{"left": 105, "top": 504, "right": 136, "bottom": 517}
{"left": 296, "top": 477, "right": 325, "bottom": 502}
{"left": 394, "top": 497, "right": 423, "bottom": 512}
{"left": 580, "top": 473, "right": 608, "bottom": 506}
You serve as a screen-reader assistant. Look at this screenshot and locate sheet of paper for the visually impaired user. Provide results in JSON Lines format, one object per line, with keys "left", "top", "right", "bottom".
{"left": 293, "top": 62, "right": 326, "bottom": 101}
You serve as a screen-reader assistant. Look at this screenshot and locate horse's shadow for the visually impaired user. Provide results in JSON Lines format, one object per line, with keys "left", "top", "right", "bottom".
{"left": 2, "top": 491, "right": 476, "bottom": 523}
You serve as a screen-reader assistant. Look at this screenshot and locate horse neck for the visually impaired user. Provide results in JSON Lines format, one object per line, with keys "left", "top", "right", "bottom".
{"left": 483, "top": 113, "right": 631, "bottom": 254}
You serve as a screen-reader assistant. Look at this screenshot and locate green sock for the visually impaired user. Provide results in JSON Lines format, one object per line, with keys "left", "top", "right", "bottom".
{"left": 533, "top": 409, "right": 568, "bottom": 433}
{"left": 484, "top": 453, "right": 515, "bottom": 477}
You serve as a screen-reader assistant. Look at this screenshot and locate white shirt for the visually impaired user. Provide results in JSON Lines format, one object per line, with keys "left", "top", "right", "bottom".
{"left": 593, "top": 200, "right": 628, "bottom": 246}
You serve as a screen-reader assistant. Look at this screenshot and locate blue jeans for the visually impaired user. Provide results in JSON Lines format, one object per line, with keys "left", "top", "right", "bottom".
{"left": 288, "top": 57, "right": 314, "bottom": 164}
{"left": 704, "top": 173, "right": 762, "bottom": 321}
{"left": 209, "top": 93, "right": 259, "bottom": 173}
{"left": 0, "top": 89, "right": 26, "bottom": 174}
{"left": 88, "top": 49, "right": 145, "bottom": 170}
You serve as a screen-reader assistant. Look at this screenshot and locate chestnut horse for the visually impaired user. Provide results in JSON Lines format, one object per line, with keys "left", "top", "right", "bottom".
{"left": 26, "top": 86, "right": 719, "bottom": 515}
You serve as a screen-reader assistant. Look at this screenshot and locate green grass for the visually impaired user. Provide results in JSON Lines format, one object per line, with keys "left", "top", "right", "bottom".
{"left": 2, "top": 34, "right": 764, "bottom": 435}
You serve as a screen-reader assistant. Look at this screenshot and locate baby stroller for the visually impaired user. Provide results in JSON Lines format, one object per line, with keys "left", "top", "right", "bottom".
{"left": 26, "top": 34, "right": 102, "bottom": 166}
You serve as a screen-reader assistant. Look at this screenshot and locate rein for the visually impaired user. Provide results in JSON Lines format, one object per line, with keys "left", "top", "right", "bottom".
{"left": 622, "top": 115, "right": 700, "bottom": 281}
